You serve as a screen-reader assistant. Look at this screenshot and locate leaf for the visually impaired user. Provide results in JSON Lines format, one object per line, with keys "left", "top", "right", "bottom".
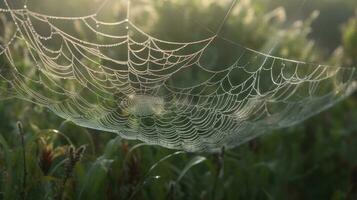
{"left": 0, "top": 133, "right": 11, "bottom": 171}
{"left": 129, "top": 151, "right": 184, "bottom": 200}
{"left": 262, "top": 188, "right": 275, "bottom": 200}
{"left": 146, "top": 151, "right": 184, "bottom": 176}
{"left": 143, "top": 175, "right": 161, "bottom": 186}
{"left": 48, "top": 158, "right": 67, "bottom": 176}
{"left": 176, "top": 156, "right": 207, "bottom": 184}
{"left": 0, "top": 133, "right": 10, "bottom": 152}
{"left": 254, "top": 161, "right": 278, "bottom": 172}
{"left": 129, "top": 143, "right": 153, "bottom": 155}
{"left": 77, "top": 136, "right": 121, "bottom": 199}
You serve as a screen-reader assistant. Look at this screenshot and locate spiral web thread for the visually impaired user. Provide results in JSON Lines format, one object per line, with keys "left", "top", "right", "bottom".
{"left": 0, "top": 0, "right": 356, "bottom": 151}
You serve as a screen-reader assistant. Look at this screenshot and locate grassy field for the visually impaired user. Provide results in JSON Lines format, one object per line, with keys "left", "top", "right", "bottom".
{"left": 0, "top": 0, "right": 356, "bottom": 199}
{"left": 0, "top": 94, "right": 356, "bottom": 199}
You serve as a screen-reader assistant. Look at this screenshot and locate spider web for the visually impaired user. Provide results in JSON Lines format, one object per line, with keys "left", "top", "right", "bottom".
{"left": 0, "top": 0, "right": 356, "bottom": 152}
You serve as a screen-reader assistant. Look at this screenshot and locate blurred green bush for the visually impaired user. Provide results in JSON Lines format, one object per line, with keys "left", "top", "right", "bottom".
{"left": 0, "top": 0, "right": 356, "bottom": 199}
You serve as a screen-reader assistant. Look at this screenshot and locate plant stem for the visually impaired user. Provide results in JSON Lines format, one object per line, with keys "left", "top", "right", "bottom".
{"left": 211, "top": 146, "right": 225, "bottom": 200}
{"left": 56, "top": 146, "right": 85, "bottom": 200}
{"left": 17, "top": 122, "right": 27, "bottom": 200}
{"left": 57, "top": 172, "right": 69, "bottom": 200}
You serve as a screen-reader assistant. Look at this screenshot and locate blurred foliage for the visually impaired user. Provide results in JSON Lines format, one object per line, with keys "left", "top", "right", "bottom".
{"left": 342, "top": 12, "right": 357, "bottom": 65}
{"left": 0, "top": 0, "right": 356, "bottom": 199}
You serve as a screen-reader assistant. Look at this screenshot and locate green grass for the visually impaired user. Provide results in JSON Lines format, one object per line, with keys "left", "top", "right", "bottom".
{"left": 0, "top": 94, "right": 356, "bottom": 200}
{"left": 0, "top": 1, "right": 356, "bottom": 199}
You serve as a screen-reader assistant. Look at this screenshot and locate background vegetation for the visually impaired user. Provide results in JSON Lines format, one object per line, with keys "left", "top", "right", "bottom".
{"left": 0, "top": 0, "right": 356, "bottom": 199}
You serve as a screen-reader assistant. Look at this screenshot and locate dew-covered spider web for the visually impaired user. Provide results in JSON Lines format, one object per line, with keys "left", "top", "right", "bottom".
{"left": 0, "top": 0, "right": 356, "bottom": 151}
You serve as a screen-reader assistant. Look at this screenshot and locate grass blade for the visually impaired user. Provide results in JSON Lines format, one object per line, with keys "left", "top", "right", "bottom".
{"left": 176, "top": 156, "right": 206, "bottom": 183}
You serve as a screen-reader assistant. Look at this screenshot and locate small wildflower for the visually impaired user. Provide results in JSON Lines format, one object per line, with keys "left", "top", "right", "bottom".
{"left": 39, "top": 146, "right": 54, "bottom": 175}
